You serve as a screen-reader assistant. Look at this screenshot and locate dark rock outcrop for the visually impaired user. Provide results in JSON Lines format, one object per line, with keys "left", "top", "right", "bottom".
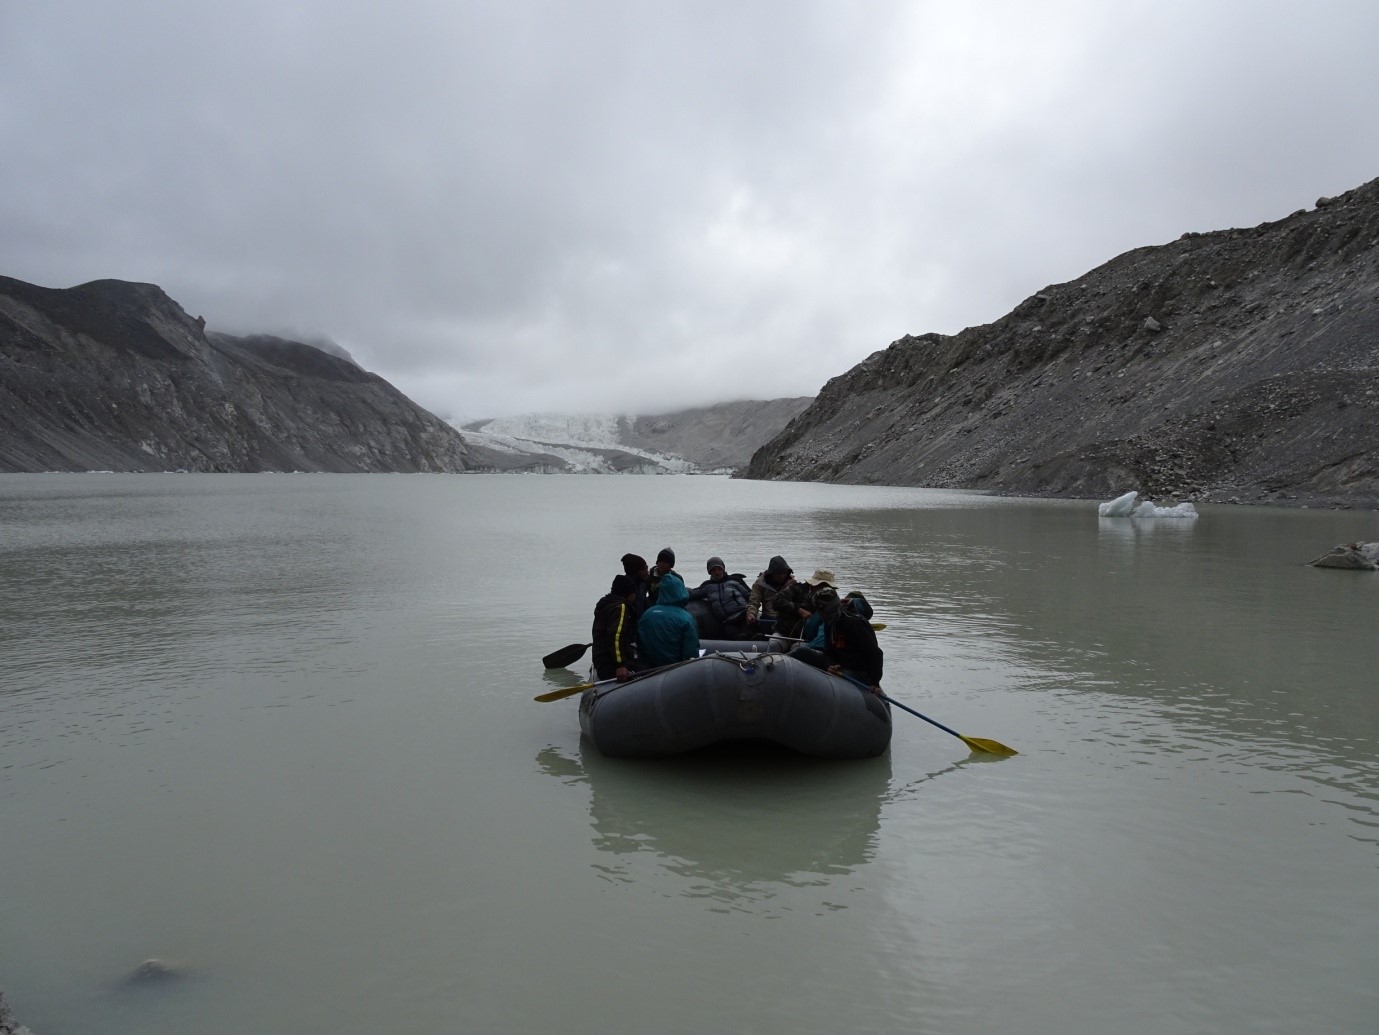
{"left": 124, "top": 958, "right": 186, "bottom": 985}
{"left": 0, "top": 990, "right": 33, "bottom": 1035}
{"left": 741, "top": 178, "right": 1379, "bottom": 509}
{"left": 0, "top": 277, "right": 474, "bottom": 473}
{"left": 1310, "top": 542, "right": 1379, "bottom": 569}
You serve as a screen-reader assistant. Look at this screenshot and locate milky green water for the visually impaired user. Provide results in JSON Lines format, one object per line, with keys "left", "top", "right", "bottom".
{"left": 1, "top": 474, "right": 1376, "bottom": 1034}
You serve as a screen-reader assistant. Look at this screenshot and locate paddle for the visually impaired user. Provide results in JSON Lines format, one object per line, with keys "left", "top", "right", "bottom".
{"left": 534, "top": 676, "right": 614, "bottom": 702}
{"left": 534, "top": 653, "right": 714, "bottom": 703}
{"left": 837, "top": 673, "right": 1017, "bottom": 756}
{"left": 772, "top": 622, "right": 885, "bottom": 640}
{"left": 543, "top": 642, "right": 591, "bottom": 669}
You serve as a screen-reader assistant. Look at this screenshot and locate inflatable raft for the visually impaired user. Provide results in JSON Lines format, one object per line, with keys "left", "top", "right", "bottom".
{"left": 578, "top": 650, "right": 892, "bottom": 759}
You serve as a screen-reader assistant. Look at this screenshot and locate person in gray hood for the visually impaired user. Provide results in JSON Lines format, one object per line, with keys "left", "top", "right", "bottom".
{"left": 745, "top": 555, "right": 794, "bottom": 630}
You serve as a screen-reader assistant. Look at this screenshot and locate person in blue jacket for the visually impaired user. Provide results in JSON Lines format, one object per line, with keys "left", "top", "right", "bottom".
{"left": 636, "top": 570, "right": 700, "bottom": 667}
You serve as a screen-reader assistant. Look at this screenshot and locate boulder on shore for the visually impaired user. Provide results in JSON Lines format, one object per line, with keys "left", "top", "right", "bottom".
{"left": 0, "top": 989, "right": 35, "bottom": 1035}
{"left": 1309, "top": 542, "right": 1379, "bottom": 570}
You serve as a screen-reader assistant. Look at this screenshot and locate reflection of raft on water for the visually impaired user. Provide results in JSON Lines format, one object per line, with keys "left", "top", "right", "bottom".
{"left": 535, "top": 741, "right": 891, "bottom": 890}
{"left": 577, "top": 650, "right": 892, "bottom": 759}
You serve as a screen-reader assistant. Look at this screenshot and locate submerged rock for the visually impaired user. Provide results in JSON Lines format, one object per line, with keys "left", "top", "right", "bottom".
{"left": 1309, "top": 542, "right": 1379, "bottom": 570}
{"left": 126, "top": 958, "right": 185, "bottom": 985}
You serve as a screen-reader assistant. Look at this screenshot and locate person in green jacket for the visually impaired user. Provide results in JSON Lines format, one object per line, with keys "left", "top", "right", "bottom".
{"left": 636, "top": 571, "right": 700, "bottom": 667}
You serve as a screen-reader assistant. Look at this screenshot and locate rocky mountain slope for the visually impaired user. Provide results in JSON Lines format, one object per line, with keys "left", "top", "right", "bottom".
{"left": 459, "top": 398, "right": 812, "bottom": 474}
{"left": 0, "top": 277, "right": 474, "bottom": 473}
{"left": 742, "top": 178, "right": 1379, "bottom": 509}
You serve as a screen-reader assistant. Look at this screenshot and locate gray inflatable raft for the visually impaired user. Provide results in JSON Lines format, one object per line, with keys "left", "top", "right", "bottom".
{"left": 578, "top": 650, "right": 892, "bottom": 759}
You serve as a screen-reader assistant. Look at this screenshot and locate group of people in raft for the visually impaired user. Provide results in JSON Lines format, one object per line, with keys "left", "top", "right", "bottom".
{"left": 591, "top": 548, "right": 884, "bottom": 695}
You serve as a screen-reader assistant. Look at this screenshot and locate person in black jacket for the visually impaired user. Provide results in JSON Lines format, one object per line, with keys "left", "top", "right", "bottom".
{"left": 592, "top": 574, "right": 641, "bottom": 682}
{"left": 689, "top": 556, "right": 751, "bottom": 639}
{"left": 620, "top": 553, "right": 652, "bottom": 618}
{"left": 788, "top": 586, "right": 884, "bottom": 693}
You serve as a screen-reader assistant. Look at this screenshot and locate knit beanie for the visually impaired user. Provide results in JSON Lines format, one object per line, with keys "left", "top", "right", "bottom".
{"left": 814, "top": 585, "right": 841, "bottom": 620}
{"left": 657, "top": 547, "right": 676, "bottom": 566}
{"left": 706, "top": 556, "right": 725, "bottom": 572}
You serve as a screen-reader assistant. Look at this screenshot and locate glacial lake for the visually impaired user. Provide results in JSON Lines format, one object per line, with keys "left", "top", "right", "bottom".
{"left": 1, "top": 473, "right": 1376, "bottom": 1034}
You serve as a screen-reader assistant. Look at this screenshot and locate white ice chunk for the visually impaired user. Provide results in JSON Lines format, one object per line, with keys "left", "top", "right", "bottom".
{"left": 1098, "top": 490, "right": 1139, "bottom": 516}
{"left": 1132, "top": 501, "right": 1199, "bottom": 518}
{"left": 1100, "top": 490, "right": 1197, "bottom": 518}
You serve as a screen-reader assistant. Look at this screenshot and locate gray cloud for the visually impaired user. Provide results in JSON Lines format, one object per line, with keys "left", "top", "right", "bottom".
{"left": 3, "top": 0, "right": 1378, "bottom": 420}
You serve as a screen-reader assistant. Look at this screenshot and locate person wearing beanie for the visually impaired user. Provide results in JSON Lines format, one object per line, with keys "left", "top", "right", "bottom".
{"left": 621, "top": 552, "right": 652, "bottom": 617}
{"left": 592, "top": 573, "right": 642, "bottom": 681}
{"left": 646, "top": 546, "right": 677, "bottom": 607}
{"left": 636, "top": 571, "right": 700, "bottom": 666}
{"left": 689, "top": 556, "right": 750, "bottom": 639}
{"left": 788, "top": 585, "right": 884, "bottom": 693}
{"left": 745, "top": 555, "right": 794, "bottom": 629}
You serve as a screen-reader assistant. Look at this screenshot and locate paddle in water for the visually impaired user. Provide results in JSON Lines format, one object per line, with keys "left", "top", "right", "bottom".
{"left": 535, "top": 678, "right": 610, "bottom": 702}
{"left": 542, "top": 642, "right": 591, "bottom": 669}
{"left": 838, "top": 672, "right": 1016, "bottom": 755}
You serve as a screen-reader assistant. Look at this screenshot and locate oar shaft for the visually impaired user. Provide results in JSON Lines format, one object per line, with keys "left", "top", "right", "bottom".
{"left": 832, "top": 672, "right": 1009, "bottom": 755}
{"left": 878, "top": 693, "right": 962, "bottom": 739}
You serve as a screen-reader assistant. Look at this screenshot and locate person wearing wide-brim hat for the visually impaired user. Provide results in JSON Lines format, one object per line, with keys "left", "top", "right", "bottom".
{"left": 795, "top": 570, "right": 840, "bottom": 647}
{"left": 772, "top": 567, "right": 836, "bottom": 639}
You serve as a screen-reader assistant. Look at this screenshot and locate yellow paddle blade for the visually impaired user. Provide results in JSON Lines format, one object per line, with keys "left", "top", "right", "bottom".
{"left": 960, "top": 735, "right": 1018, "bottom": 756}
{"left": 534, "top": 683, "right": 593, "bottom": 703}
{"left": 871, "top": 623, "right": 886, "bottom": 631}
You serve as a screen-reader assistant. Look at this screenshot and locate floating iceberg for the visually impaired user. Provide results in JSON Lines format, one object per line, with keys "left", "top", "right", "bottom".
{"left": 1098, "top": 490, "right": 1140, "bottom": 516}
{"left": 1098, "top": 490, "right": 1198, "bottom": 519}
{"left": 1132, "top": 501, "right": 1198, "bottom": 518}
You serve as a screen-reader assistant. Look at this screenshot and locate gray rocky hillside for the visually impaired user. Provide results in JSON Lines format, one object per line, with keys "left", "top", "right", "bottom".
{"left": 741, "top": 178, "right": 1379, "bottom": 509}
{"left": 458, "top": 397, "right": 812, "bottom": 475}
{"left": 0, "top": 277, "right": 474, "bottom": 473}
{"left": 621, "top": 401, "right": 814, "bottom": 472}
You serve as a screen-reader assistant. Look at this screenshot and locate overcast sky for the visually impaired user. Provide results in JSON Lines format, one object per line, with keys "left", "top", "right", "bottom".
{"left": 3, "top": 1, "right": 1378, "bottom": 420}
